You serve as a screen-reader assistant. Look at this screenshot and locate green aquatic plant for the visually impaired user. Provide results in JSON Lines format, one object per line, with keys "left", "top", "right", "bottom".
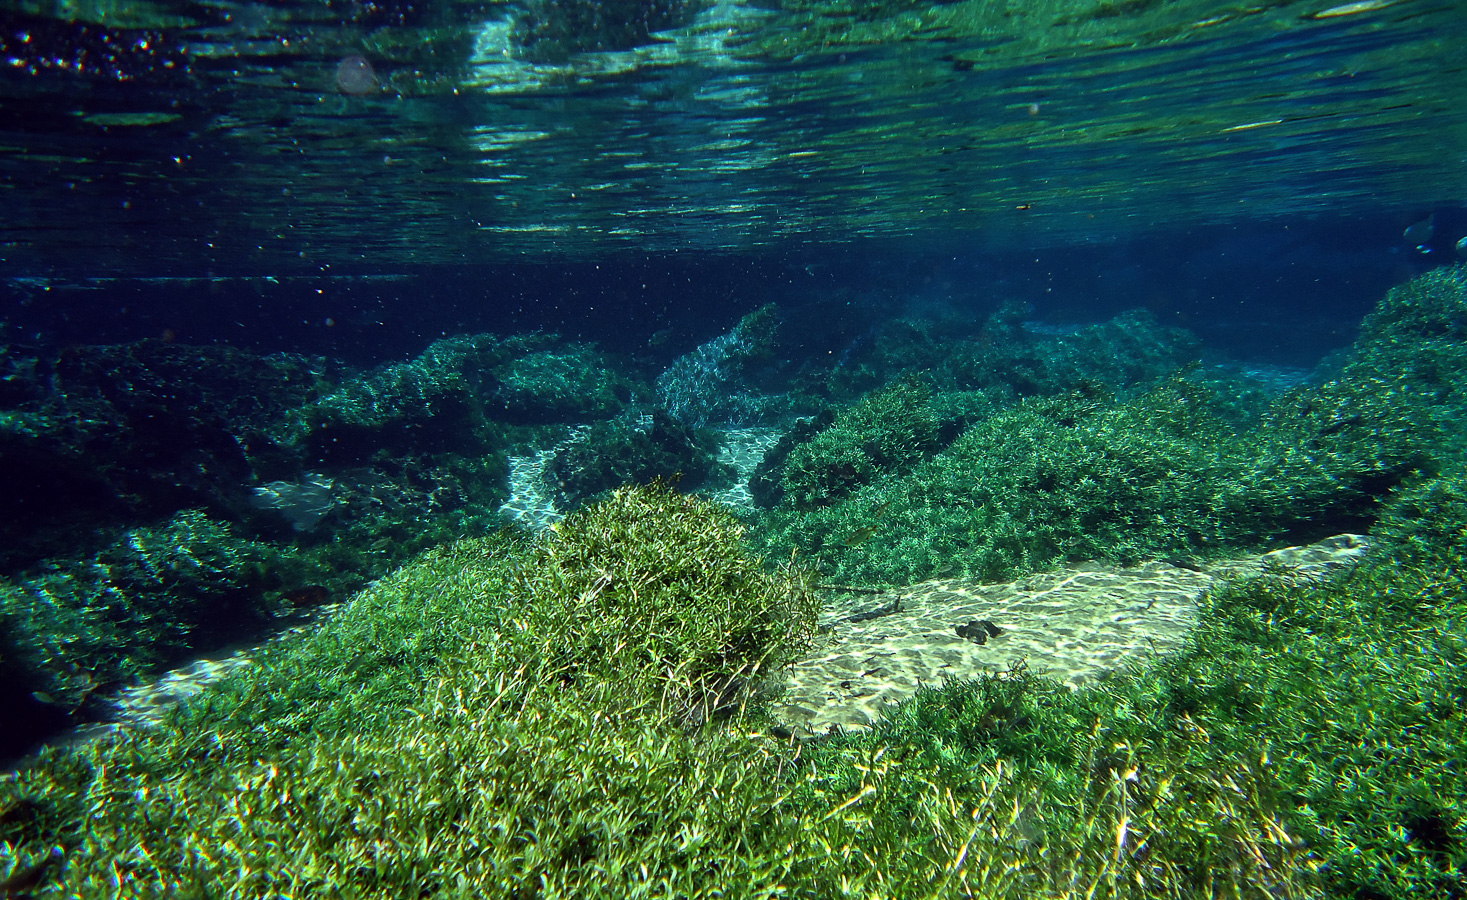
{"left": 780, "top": 375, "right": 950, "bottom": 509}
{"left": 517, "top": 481, "right": 821, "bottom": 725}
{"left": 0, "top": 510, "right": 283, "bottom": 714}
{"left": 1150, "top": 552, "right": 1467, "bottom": 900}
{"left": 759, "top": 354, "right": 1431, "bottom": 587}
{"left": 542, "top": 410, "right": 733, "bottom": 511}
{"left": 2, "top": 482, "right": 1326, "bottom": 899}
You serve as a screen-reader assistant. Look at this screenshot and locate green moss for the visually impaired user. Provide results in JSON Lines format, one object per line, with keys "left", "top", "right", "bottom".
{"left": 0, "top": 486, "right": 830, "bottom": 896}
{"left": 1367, "top": 464, "right": 1467, "bottom": 567}
{"left": 819, "top": 306, "right": 1197, "bottom": 406}
{"left": 301, "top": 334, "right": 637, "bottom": 461}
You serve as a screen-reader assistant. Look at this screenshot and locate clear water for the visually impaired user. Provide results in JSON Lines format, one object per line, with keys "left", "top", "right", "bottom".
{"left": 5, "top": 4, "right": 1467, "bottom": 894}
{"left": 1, "top": 0, "right": 1463, "bottom": 268}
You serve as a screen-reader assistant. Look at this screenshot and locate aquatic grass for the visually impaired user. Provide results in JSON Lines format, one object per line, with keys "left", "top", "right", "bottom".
{"left": 3, "top": 483, "right": 1333, "bottom": 900}
{"left": 516, "top": 481, "right": 823, "bottom": 726}
{"left": 810, "top": 660, "right": 1317, "bottom": 899}
{"left": 779, "top": 375, "right": 948, "bottom": 510}
{"left": 1160, "top": 554, "right": 1467, "bottom": 900}
{"left": 758, "top": 369, "right": 1430, "bottom": 587}
{"left": 0, "top": 510, "right": 287, "bottom": 713}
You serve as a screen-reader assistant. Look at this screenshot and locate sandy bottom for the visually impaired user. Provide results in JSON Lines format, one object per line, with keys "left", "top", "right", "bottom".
{"left": 765, "top": 534, "right": 1369, "bottom": 738}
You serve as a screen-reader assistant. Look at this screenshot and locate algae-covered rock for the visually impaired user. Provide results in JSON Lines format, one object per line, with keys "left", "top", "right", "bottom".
{"left": 0, "top": 510, "right": 288, "bottom": 754}
{"left": 300, "top": 334, "right": 496, "bottom": 463}
{"left": 0, "top": 340, "right": 331, "bottom": 568}
{"left": 822, "top": 305, "right": 1198, "bottom": 405}
{"left": 759, "top": 370, "right": 1430, "bottom": 586}
{"left": 656, "top": 304, "right": 794, "bottom": 428}
{"left": 542, "top": 410, "right": 732, "bottom": 511}
{"left": 303, "top": 334, "right": 636, "bottom": 461}
{"left": 748, "top": 409, "right": 835, "bottom": 509}
{"left": 487, "top": 344, "right": 636, "bottom": 424}
{"left": 779, "top": 376, "right": 953, "bottom": 509}
{"left": 1355, "top": 263, "right": 1467, "bottom": 349}
{"left": 1347, "top": 264, "right": 1467, "bottom": 456}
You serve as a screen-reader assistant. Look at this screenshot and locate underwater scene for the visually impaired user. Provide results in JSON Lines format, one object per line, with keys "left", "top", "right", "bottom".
{"left": 3, "top": 0, "right": 1467, "bottom": 896}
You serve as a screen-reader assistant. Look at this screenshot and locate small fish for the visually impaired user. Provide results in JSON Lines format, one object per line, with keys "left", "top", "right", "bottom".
{"left": 1456, "top": 235, "right": 1467, "bottom": 259}
{"left": 1310, "top": 0, "right": 1398, "bottom": 18}
{"left": 843, "top": 524, "right": 879, "bottom": 547}
{"left": 1403, "top": 213, "right": 1435, "bottom": 246}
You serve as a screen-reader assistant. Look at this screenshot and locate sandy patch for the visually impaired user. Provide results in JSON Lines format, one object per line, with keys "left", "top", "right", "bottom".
{"left": 765, "top": 534, "right": 1369, "bottom": 738}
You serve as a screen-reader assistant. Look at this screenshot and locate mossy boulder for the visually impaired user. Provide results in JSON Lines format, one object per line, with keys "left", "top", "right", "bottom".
{"left": 487, "top": 344, "right": 636, "bottom": 424}
{"left": 760, "top": 371, "right": 1430, "bottom": 586}
{"left": 943, "top": 306, "right": 1200, "bottom": 398}
{"left": 543, "top": 410, "right": 731, "bottom": 510}
{"left": 822, "top": 305, "right": 1198, "bottom": 405}
{"left": 779, "top": 376, "right": 955, "bottom": 509}
{"left": 1347, "top": 263, "right": 1467, "bottom": 457}
{"left": 748, "top": 409, "right": 835, "bottom": 508}
{"left": 0, "top": 341, "right": 330, "bottom": 568}
{"left": 0, "top": 510, "right": 291, "bottom": 755}
{"left": 302, "top": 335, "right": 636, "bottom": 461}
{"left": 656, "top": 304, "right": 799, "bottom": 428}
{"left": 300, "top": 335, "right": 496, "bottom": 463}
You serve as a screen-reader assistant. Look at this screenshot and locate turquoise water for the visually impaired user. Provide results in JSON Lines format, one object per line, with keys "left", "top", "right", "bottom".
{"left": 1, "top": 0, "right": 1463, "bottom": 267}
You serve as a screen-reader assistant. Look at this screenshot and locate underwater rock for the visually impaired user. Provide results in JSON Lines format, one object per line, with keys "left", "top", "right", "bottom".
{"left": 939, "top": 306, "right": 1201, "bottom": 399}
{"left": 0, "top": 509, "right": 286, "bottom": 753}
{"left": 543, "top": 410, "right": 732, "bottom": 510}
{"left": 302, "top": 335, "right": 635, "bottom": 460}
{"left": 954, "top": 619, "right": 1004, "bottom": 645}
{"left": 656, "top": 305, "right": 792, "bottom": 428}
{"left": 487, "top": 344, "right": 635, "bottom": 424}
{"left": 779, "top": 376, "right": 948, "bottom": 509}
{"left": 300, "top": 335, "right": 491, "bottom": 463}
{"left": 0, "top": 339, "right": 329, "bottom": 568}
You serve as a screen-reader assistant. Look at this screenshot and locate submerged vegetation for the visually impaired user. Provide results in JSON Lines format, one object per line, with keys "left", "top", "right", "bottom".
{"left": 5, "top": 483, "right": 1465, "bottom": 897}
{"left": 3, "top": 267, "right": 1467, "bottom": 896}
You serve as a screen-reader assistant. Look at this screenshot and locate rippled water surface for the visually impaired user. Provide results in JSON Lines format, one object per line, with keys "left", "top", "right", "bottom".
{"left": 1, "top": 0, "right": 1464, "bottom": 269}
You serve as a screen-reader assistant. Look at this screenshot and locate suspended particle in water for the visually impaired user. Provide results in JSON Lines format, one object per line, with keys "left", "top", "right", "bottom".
{"left": 336, "top": 55, "right": 376, "bottom": 95}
